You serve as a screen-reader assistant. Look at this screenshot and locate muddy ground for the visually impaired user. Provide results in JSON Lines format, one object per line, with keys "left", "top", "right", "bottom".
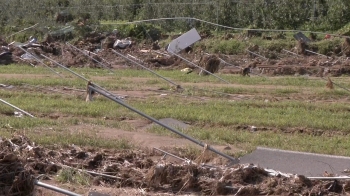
{"left": 2, "top": 35, "right": 350, "bottom": 195}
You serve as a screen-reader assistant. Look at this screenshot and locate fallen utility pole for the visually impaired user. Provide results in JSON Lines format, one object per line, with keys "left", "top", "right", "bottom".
{"left": 111, "top": 49, "right": 181, "bottom": 87}
{"left": 66, "top": 43, "right": 115, "bottom": 74}
{"left": 246, "top": 49, "right": 268, "bottom": 60}
{"left": 88, "top": 85, "right": 239, "bottom": 164}
{"left": 41, "top": 53, "right": 238, "bottom": 163}
{"left": 41, "top": 54, "right": 89, "bottom": 81}
{"left": 169, "top": 51, "right": 231, "bottom": 84}
{"left": 17, "top": 46, "right": 63, "bottom": 78}
{"left": 0, "top": 98, "right": 35, "bottom": 118}
{"left": 34, "top": 180, "right": 81, "bottom": 196}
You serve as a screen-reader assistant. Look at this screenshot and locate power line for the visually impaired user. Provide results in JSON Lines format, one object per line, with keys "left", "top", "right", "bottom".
{"left": 102, "top": 17, "right": 350, "bottom": 38}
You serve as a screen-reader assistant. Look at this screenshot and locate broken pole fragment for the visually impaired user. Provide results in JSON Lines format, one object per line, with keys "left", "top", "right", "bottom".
{"left": 0, "top": 98, "right": 35, "bottom": 118}
{"left": 88, "top": 85, "right": 239, "bottom": 164}
{"left": 305, "top": 49, "right": 329, "bottom": 58}
{"left": 153, "top": 147, "right": 187, "bottom": 162}
{"left": 34, "top": 180, "right": 81, "bottom": 196}
{"left": 282, "top": 49, "right": 302, "bottom": 57}
{"left": 246, "top": 49, "right": 268, "bottom": 60}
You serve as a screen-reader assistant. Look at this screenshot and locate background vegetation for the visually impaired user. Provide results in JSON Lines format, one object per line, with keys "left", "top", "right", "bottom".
{"left": 1, "top": 0, "right": 350, "bottom": 37}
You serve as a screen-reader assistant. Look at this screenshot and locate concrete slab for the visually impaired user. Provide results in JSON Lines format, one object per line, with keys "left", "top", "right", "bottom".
{"left": 240, "top": 147, "right": 350, "bottom": 177}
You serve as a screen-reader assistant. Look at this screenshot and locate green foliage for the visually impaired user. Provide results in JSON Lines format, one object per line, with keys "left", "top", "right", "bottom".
{"left": 337, "top": 23, "right": 350, "bottom": 36}
{"left": 200, "top": 39, "right": 247, "bottom": 55}
{"left": 118, "top": 23, "right": 161, "bottom": 41}
{"left": 2, "top": 0, "right": 350, "bottom": 41}
{"left": 309, "top": 38, "right": 342, "bottom": 55}
{"left": 57, "top": 168, "right": 92, "bottom": 186}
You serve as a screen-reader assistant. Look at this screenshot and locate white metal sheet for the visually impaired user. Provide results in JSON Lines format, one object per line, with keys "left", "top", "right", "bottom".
{"left": 167, "top": 28, "right": 201, "bottom": 54}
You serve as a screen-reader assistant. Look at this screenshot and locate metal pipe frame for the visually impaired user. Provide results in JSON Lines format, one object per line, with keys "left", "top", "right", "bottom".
{"left": 169, "top": 51, "right": 231, "bottom": 84}
{"left": 88, "top": 85, "right": 239, "bottom": 164}
{"left": 305, "top": 49, "right": 329, "bottom": 58}
{"left": 40, "top": 54, "right": 125, "bottom": 100}
{"left": 307, "top": 176, "right": 350, "bottom": 180}
{"left": 111, "top": 49, "right": 180, "bottom": 87}
{"left": 41, "top": 54, "right": 90, "bottom": 82}
{"left": 153, "top": 147, "right": 187, "bottom": 162}
{"left": 66, "top": 43, "right": 115, "bottom": 74}
{"left": 34, "top": 180, "right": 81, "bottom": 196}
{"left": 16, "top": 46, "right": 63, "bottom": 78}
{"left": 282, "top": 49, "right": 302, "bottom": 57}
{"left": 0, "top": 98, "right": 35, "bottom": 118}
{"left": 153, "top": 147, "right": 219, "bottom": 168}
{"left": 61, "top": 165, "right": 122, "bottom": 180}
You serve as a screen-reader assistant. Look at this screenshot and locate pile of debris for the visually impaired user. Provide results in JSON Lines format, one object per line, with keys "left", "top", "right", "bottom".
{"left": 0, "top": 135, "right": 35, "bottom": 196}
{"left": 1, "top": 134, "right": 350, "bottom": 195}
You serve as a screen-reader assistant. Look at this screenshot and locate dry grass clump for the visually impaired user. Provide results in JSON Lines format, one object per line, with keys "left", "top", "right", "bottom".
{"left": 198, "top": 54, "right": 221, "bottom": 75}
{"left": 326, "top": 77, "right": 334, "bottom": 89}
{"left": 297, "top": 40, "right": 307, "bottom": 55}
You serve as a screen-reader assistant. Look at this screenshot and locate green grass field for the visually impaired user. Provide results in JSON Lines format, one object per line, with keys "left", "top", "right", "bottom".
{"left": 1, "top": 64, "right": 350, "bottom": 157}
